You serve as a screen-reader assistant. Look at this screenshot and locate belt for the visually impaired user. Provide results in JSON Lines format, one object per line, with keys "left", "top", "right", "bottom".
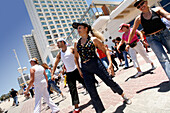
{"left": 82, "top": 59, "right": 90, "bottom": 63}
{"left": 146, "top": 29, "right": 165, "bottom": 37}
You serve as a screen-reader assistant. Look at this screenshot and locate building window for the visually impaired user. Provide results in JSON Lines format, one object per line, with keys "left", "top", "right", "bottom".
{"left": 49, "top": 21, "right": 53, "bottom": 25}
{"left": 50, "top": 26, "right": 55, "bottom": 29}
{"left": 43, "top": 26, "right": 48, "bottom": 29}
{"left": 40, "top": 1, "right": 45, "bottom": 3}
{"left": 52, "top": 30, "right": 57, "bottom": 33}
{"left": 57, "top": 25, "right": 61, "bottom": 28}
{"left": 46, "top": 56, "right": 50, "bottom": 64}
{"left": 54, "top": 1, "right": 57, "bottom": 3}
{"left": 35, "top": 5, "right": 40, "bottom": 7}
{"left": 41, "top": 22, "right": 46, "bottom": 25}
{"left": 49, "top": 5, "right": 53, "bottom": 7}
{"left": 47, "top": 1, "right": 51, "bottom": 3}
{"left": 37, "top": 9, "right": 42, "bottom": 12}
{"left": 45, "top": 13, "right": 50, "bottom": 16}
{"left": 51, "top": 50, "right": 58, "bottom": 58}
{"left": 33, "top": 0, "right": 38, "bottom": 3}
{"left": 42, "top": 5, "right": 47, "bottom": 7}
{"left": 59, "top": 29, "right": 63, "bottom": 33}
{"left": 45, "top": 31, "right": 50, "bottom": 34}
{"left": 40, "top": 17, "right": 45, "bottom": 20}
{"left": 52, "top": 13, "right": 56, "bottom": 15}
{"left": 54, "top": 34, "right": 58, "bottom": 38}
{"left": 47, "top": 17, "right": 52, "bottom": 20}
{"left": 38, "top": 13, "right": 43, "bottom": 16}
{"left": 50, "top": 9, "right": 55, "bottom": 11}
{"left": 44, "top": 9, "right": 48, "bottom": 12}
{"left": 55, "top": 21, "right": 60, "bottom": 24}
{"left": 53, "top": 17, "right": 58, "bottom": 20}
{"left": 48, "top": 41, "right": 54, "bottom": 45}
{"left": 60, "top": 33, "right": 65, "bottom": 37}
{"left": 47, "top": 36, "right": 52, "bottom": 39}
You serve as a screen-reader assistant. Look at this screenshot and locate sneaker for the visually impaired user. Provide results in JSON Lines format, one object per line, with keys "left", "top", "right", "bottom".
{"left": 73, "top": 109, "right": 81, "bottom": 113}
{"left": 52, "top": 108, "right": 60, "bottom": 113}
{"left": 83, "top": 90, "right": 88, "bottom": 95}
{"left": 62, "top": 96, "right": 66, "bottom": 100}
{"left": 151, "top": 65, "right": 156, "bottom": 70}
{"left": 119, "top": 62, "right": 123, "bottom": 67}
{"left": 124, "top": 66, "right": 129, "bottom": 70}
{"left": 123, "top": 97, "right": 132, "bottom": 105}
{"left": 134, "top": 72, "right": 143, "bottom": 78}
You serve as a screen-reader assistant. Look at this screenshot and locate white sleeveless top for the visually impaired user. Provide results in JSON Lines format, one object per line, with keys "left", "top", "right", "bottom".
{"left": 60, "top": 48, "right": 77, "bottom": 72}
{"left": 31, "top": 65, "right": 46, "bottom": 86}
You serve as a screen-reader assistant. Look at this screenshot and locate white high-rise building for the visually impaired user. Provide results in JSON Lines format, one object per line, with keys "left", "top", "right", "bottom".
{"left": 23, "top": 30, "right": 43, "bottom": 64}
{"left": 24, "top": 0, "right": 90, "bottom": 67}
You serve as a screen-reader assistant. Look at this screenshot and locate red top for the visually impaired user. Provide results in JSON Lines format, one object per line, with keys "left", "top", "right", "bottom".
{"left": 97, "top": 48, "right": 106, "bottom": 59}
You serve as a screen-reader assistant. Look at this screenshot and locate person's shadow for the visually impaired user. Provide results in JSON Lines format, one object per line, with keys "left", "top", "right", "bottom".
{"left": 68, "top": 100, "right": 92, "bottom": 113}
{"left": 136, "top": 81, "right": 170, "bottom": 93}
{"left": 113, "top": 102, "right": 126, "bottom": 113}
{"left": 125, "top": 68, "right": 155, "bottom": 82}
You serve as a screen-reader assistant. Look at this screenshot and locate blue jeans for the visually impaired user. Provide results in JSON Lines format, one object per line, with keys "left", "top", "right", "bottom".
{"left": 123, "top": 51, "right": 129, "bottom": 67}
{"left": 13, "top": 96, "right": 18, "bottom": 106}
{"left": 47, "top": 79, "right": 61, "bottom": 94}
{"left": 146, "top": 28, "right": 170, "bottom": 80}
{"left": 81, "top": 57, "right": 123, "bottom": 113}
{"left": 100, "top": 57, "right": 109, "bottom": 69}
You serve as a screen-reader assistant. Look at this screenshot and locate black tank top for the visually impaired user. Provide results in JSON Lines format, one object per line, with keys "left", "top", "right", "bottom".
{"left": 77, "top": 36, "right": 97, "bottom": 62}
{"left": 141, "top": 10, "right": 166, "bottom": 35}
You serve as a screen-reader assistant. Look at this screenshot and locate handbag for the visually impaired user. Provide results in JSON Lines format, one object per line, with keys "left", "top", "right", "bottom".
{"left": 129, "top": 40, "right": 138, "bottom": 48}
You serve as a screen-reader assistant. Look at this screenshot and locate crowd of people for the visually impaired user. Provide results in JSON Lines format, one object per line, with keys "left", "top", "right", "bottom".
{"left": 10, "top": 0, "right": 169, "bottom": 113}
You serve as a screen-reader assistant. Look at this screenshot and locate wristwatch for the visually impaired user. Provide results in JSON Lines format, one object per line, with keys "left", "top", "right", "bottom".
{"left": 126, "top": 43, "right": 130, "bottom": 45}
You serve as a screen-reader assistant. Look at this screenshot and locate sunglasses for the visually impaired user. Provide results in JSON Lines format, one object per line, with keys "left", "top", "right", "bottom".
{"left": 137, "top": 1, "right": 145, "bottom": 9}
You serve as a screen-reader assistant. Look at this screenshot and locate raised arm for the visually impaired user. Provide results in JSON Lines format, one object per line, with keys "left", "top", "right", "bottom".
{"left": 74, "top": 42, "right": 83, "bottom": 78}
{"left": 155, "top": 7, "right": 170, "bottom": 20}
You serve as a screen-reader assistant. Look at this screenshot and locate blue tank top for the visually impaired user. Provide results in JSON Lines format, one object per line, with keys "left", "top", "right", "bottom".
{"left": 45, "top": 69, "right": 51, "bottom": 80}
{"left": 77, "top": 36, "right": 97, "bottom": 62}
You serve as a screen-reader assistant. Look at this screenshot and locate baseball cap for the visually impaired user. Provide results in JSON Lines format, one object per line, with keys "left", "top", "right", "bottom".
{"left": 134, "top": 0, "right": 146, "bottom": 7}
{"left": 57, "top": 38, "right": 68, "bottom": 45}
{"left": 29, "top": 58, "right": 36, "bottom": 62}
{"left": 118, "top": 23, "right": 130, "bottom": 32}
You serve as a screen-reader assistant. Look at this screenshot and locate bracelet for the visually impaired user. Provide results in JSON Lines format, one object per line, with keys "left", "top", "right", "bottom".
{"left": 126, "top": 43, "right": 130, "bottom": 45}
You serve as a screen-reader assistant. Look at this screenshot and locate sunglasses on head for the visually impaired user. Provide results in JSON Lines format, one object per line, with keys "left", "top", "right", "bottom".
{"left": 137, "top": 1, "right": 145, "bottom": 9}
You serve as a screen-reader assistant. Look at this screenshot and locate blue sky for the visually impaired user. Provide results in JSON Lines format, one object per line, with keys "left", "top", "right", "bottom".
{"left": 0, "top": 0, "right": 122, "bottom": 96}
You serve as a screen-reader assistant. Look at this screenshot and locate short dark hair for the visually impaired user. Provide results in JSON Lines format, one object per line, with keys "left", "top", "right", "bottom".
{"left": 115, "top": 37, "right": 121, "bottom": 41}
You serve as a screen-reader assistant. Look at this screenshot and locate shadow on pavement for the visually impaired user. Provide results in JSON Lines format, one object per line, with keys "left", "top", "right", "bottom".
{"left": 113, "top": 102, "right": 126, "bottom": 113}
{"left": 125, "top": 68, "right": 155, "bottom": 82}
{"left": 68, "top": 100, "right": 92, "bottom": 113}
{"left": 136, "top": 81, "right": 170, "bottom": 93}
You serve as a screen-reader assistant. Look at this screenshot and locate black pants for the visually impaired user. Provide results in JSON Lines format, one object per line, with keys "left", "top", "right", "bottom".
{"left": 66, "top": 69, "right": 86, "bottom": 105}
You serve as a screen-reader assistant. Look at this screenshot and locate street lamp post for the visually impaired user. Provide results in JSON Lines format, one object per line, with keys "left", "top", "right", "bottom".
{"left": 13, "top": 49, "right": 28, "bottom": 87}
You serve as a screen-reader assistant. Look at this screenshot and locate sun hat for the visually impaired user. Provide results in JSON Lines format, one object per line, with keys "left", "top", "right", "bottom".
{"left": 134, "top": 0, "right": 146, "bottom": 7}
{"left": 118, "top": 23, "right": 130, "bottom": 32}
{"left": 72, "top": 22, "right": 89, "bottom": 29}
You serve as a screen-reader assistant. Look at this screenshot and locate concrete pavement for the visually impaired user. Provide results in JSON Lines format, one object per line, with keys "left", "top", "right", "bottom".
{"left": 5, "top": 49, "right": 170, "bottom": 113}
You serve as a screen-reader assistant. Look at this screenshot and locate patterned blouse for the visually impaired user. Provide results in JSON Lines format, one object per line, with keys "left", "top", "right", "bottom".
{"left": 77, "top": 36, "right": 97, "bottom": 62}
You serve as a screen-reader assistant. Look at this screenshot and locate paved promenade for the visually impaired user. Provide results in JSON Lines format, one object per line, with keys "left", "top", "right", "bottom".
{"left": 3, "top": 49, "right": 170, "bottom": 113}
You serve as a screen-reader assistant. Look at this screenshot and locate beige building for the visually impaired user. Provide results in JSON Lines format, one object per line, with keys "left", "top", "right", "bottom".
{"left": 24, "top": 0, "right": 90, "bottom": 69}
